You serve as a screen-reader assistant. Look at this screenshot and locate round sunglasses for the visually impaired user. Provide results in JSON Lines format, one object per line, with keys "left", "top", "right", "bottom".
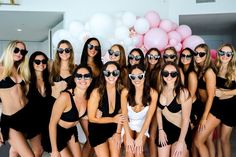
{"left": 88, "top": 44, "right": 100, "bottom": 51}
{"left": 108, "top": 49, "right": 120, "bottom": 57}
{"left": 14, "top": 47, "right": 28, "bottom": 56}
{"left": 161, "top": 71, "right": 178, "bottom": 78}
{"left": 57, "top": 48, "right": 71, "bottom": 54}
{"left": 103, "top": 70, "right": 120, "bottom": 77}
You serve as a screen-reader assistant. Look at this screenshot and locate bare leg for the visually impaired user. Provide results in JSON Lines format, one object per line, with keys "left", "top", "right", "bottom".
{"left": 157, "top": 145, "right": 171, "bottom": 157}
{"left": 123, "top": 129, "right": 135, "bottom": 157}
{"left": 60, "top": 147, "right": 73, "bottom": 157}
{"left": 206, "top": 131, "right": 215, "bottom": 157}
{"left": 171, "top": 141, "right": 189, "bottom": 157}
{"left": 29, "top": 134, "right": 43, "bottom": 157}
{"left": 134, "top": 132, "right": 147, "bottom": 157}
{"left": 67, "top": 135, "right": 82, "bottom": 157}
{"left": 94, "top": 141, "right": 110, "bottom": 157}
{"left": 220, "top": 124, "right": 232, "bottom": 157}
{"left": 148, "top": 115, "right": 158, "bottom": 157}
{"left": 108, "top": 136, "right": 121, "bottom": 157}
{"left": 9, "top": 146, "right": 19, "bottom": 157}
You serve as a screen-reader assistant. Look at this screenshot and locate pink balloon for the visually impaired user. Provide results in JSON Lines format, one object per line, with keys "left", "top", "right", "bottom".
{"left": 144, "top": 28, "right": 168, "bottom": 51}
{"left": 176, "top": 25, "right": 192, "bottom": 41}
{"left": 210, "top": 49, "right": 217, "bottom": 60}
{"left": 159, "top": 19, "right": 173, "bottom": 33}
{"left": 168, "top": 31, "right": 182, "bottom": 43}
{"left": 169, "top": 39, "right": 178, "bottom": 47}
{"left": 135, "top": 34, "right": 144, "bottom": 48}
{"left": 144, "top": 11, "right": 161, "bottom": 28}
{"left": 183, "top": 35, "right": 205, "bottom": 50}
{"left": 171, "top": 22, "right": 178, "bottom": 31}
{"left": 175, "top": 43, "right": 182, "bottom": 53}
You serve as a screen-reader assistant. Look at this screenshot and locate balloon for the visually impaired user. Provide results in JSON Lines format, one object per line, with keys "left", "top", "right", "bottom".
{"left": 183, "top": 35, "right": 205, "bottom": 50}
{"left": 52, "top": 29, "right": 71, "bottom": 47}
{"left": 68, "top": 21, "right": 84, "bottom": 36}
{"left": 144, "top": 10, "right": 161, "bottom": 28}
{"left": 159, "top": 19, "right": 173, "bottom": 33}
{"left": 122, "top": 12, "right": 136, "bottom": 27}
{"left": 210, "top": 49, "right": 217, "bottom": 60}
{"left": 144, "top": 28, "right": 168, "bottom": 51}
{"left": 175, "top": 43, "right": 182, "bottom": 52}
{"left": 171, "top": 22, "right": 178, "bottom": 31}
{"left": 89, "top": 13, "right": 114, "bottom": 38}
{"left": 176, "top": 25, "right": 192, "bottom": 41}
{"left": 115, "top": 26, "right": 130, "bottom": 40}
{"left": 134, "top": 18, "right": 150, "bottom": 34}
{"left": 133, "top": 34, "right": 144, "bottom": 48}
{"left": 169, "top": 39, "right": 178, "bottom": 47}
{"left": 168, "top": 31, "right": 182, "bottom": 43}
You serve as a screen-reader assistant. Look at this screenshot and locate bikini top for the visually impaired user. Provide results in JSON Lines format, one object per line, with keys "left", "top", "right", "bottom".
{"left": 158, "top": 96, "right": 181, "bottom": 113}
{"left": 216, "top": 76, "right": 236, "bottom": 89}
{"left": 198, "top": 76, "right": 206, "bottom": 90}
{"left": 60, "top": 91, "right": 85, "bottom": 122}
{"left": 0, "top": 77, "right": 25, "bottom": 89}
{"left": 53, "top": 75, "right": 74, "bottom": 89}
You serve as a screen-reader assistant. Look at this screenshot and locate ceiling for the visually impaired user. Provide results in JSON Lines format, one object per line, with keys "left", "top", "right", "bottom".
{"left": 0, "top": 11, "right": 63, "bottom": 42}
{"left": 179, "top": 13, "right": 236, "bottom": 35}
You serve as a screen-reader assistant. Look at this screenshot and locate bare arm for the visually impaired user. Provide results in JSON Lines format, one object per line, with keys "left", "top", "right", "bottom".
{"left": 188, "top": 71, "right": 198, "bottom": 99}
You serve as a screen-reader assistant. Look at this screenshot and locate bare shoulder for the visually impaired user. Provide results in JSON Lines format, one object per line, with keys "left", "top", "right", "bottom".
{"left": 90, "top": 88, "right": 100, "bottom": 98}
{"left": 121, "top": 88, "right": 128, "bottom": 96}
{"left": 0, "top": 63, "right": 4, "bottom": 79}
{"left": 180, "top": 88, "right": 190, "bottom": 101}
{"left": 150, "top": 88, "right": 158, "bottom": 96}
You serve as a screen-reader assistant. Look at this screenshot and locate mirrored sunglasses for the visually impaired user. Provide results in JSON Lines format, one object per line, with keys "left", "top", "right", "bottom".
{"left": 147, "top": 54, "right": 160, "bottom": 60}
{"left": 218, "top": 50, "right": 233, "bottom": 57}
{"left": 128, "top": 73, "right": 145, "bottom": 80}
{"left": 108, "top": 49, "right": 120, "bottom": 57}
{"left": 180, "top": 54, "right": 192, "bottom": 59}
{"left": 103, "top": 70, "right": 120, "bottom": 77}
{"left": 128, "top": 54, "right": 141, "bottom": 61}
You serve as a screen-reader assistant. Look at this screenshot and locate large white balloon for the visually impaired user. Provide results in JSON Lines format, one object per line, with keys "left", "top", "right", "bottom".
{"left": 89, "top": 13, "right": 114, "bottom": 38}
{"left": 115, "top": 26, "right": 130, "bottom": 40}
{"left": 134, "top": 18, "right": 150, "bottom": 34}
{"left": 68, "top": 21, "right": 84, "bottom": 36}
{"left": 52, "top": 29, "right": 70, "bottom": 47}
{"left": 122, "top": 12, "right": 136, "bottom": 27}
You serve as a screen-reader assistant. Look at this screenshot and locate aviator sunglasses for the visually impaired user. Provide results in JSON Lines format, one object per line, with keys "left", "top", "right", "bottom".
{"left": 103, "top": 70, "right": 120, "bottom": 77}
{"left": 218, "top": 50, "right": 233, "bottom": 57}
{"left": 147, "top": 54, "right": 160, "bottom": 60}
{"left": 108, "top": 49, "right": 120, "bottom": 57}
{"left": 57, "top": 48, "right": 71, "bottom": 54}
{"left": 193, "top": 51, "right": 206, "bottom": 58}
{"left": 14, "top": 47, "right": 28, "bottom": 56}
{"left": 74, "top": 73, "right": 92, "bottom": 80}
{"left": 163, "top": 54, "right": 176, "bottom": 59}
{"left": 128, "top": 54, "right": 142, "bottom": 61}
{"left": 87, "top": 44, "right": 100, "bottom": 51}
{"left": 129, "top": 72, "right": 145, "bottom": 80}
{"left": 34, "top": 59, "right": 47, "bottom": 65}
{"left": 161, "top": 71, "right": 178, "bottom": 78}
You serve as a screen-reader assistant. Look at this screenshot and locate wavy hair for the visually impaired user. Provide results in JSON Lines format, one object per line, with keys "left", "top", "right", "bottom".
{"left": 163, "top": 46, "right": 178, "bottom": 64}
{"left": 0, "top": 40, "right": 30, "bottom": 82}
{"left": 50, "top": 40, "right": 75, "bottom": 84}
{"left": 127, "top": 48, "right": 145, "bottom": 69}
{"left": 110, "top": 44, "right": 126, "bottom": 69}
{"left": 215, "top": 43, "right": 236, "bottom": 87}
{"left": 127, "top": 64, "right": 151, "bottom": 107}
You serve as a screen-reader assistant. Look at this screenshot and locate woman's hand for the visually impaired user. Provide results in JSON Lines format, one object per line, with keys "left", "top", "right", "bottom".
{"left": 134, "top": 135, "right": 143, "bottom": 154}
{"left": 96, "top": 109, "right": 102, "bottom": 118}
{"left": 125, "top": 135, "right": 135, "bottom": 153}
{"left": 158, "top": 129, "right": 168, "bottom": 147}
{"left": 173, "top": 141, "right": 186, "bottom": 157}
{"left": 51, "top": 151, "right": 61, "bottom": 157}
{"left": 112, "top": 133, "right": 121, "bottom": 149}
{"left": 113, "top": 114, "right": 126, "bottom": 124}
{"left": 0, "top": 131, "right": 3, "bottom": 147}
{"left": 198, "top": 118, "right": 206, "bottom": 132}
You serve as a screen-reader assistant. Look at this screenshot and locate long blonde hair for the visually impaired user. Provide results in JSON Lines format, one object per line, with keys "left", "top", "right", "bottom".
{"left": 215, "top": 43, "right": 236, "bottom": 87}
{"left": 0, "top": 40, "right": 30, "bottom": 82}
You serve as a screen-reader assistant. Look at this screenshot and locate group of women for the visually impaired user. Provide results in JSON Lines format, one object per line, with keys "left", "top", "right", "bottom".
{"left": 0, "top": 38, "right": 235, "bottom": 157}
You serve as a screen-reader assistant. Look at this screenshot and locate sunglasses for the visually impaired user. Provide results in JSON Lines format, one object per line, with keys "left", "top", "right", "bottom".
{"left": 57, "top": 48, "right": 71, "bottom": 54}
{"left": 193, "top": 51, "right": 206, "bottom": 58}
{"left": 147, "top": 54, "right": 160, "bottom": 60}
{"left": 218, "top": 50, "right": 233, "bottom": 57}
{"left": 180, "top": 54, "right": 192, "bottom": 59}
{"left": 128, "top": 54, "right": 142, "bottom": 61}
{"left": 108, "top": 49, "right": 120, "bottom": 57}
{"left": 129, "top": 73, "right": 145, "bottom": 80}
{"left": 103, "top": 70, "right": 120, "bottom": 77}
{"left": 14, "top": 47, "right": 28, "bottom": 56}
{"left": 161, "top": 71, "right": 178, "bottom": 78}
{"left": 163, "top": 54, "right": 176, "bottom": 59}
{"left": 74, "top": 73, "right": 92, "bottom": 80}
{"left": 88, "top": 44, "right": 100, "bottom": 51}
{"left": 34, "top": 59, "right": 47, "bottom": 65}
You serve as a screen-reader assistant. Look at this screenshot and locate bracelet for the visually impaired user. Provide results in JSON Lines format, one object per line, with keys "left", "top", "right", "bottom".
{"left": 158, "top": 128, "right": 163, "bottom": 131}
{"left": 116, "top": 132, "right": 121, "bottom": 134}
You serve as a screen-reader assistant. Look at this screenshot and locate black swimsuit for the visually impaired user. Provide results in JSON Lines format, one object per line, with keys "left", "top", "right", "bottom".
{"left": 53, "top": 75, "right": 74, "bottom": 89}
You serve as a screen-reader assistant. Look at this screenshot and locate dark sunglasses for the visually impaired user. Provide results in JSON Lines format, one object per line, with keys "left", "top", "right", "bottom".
{"left": 103, "top": 70, "right": 120, "bottom": 77}
{"left": 180, "top": 54, "right": 192, "bottom": 59}
{"left": 74, "top": 73, "right": 92, "bottom": 80}
{"left": 161, "top": 71, "right": 178, "bottom": 78}
{"left": 129, "top": 73, "right": 145, "bottom": 80}
{"left": 128, "top": 54, "right": 142, "bottom": 61}
{"left": 108, "top": 49, "right": 120, "bottom": 57}
{"left": 14, "top": 47, "right": 28, "bottom": 56}
{"left": 88, "top": 44, "right": 100, "bottom": 51}
{"left": 218, "top": 50, "right": 233, "bottom": 57}
{"left": 57, "top": 48, "right": 71, "bottom": 54}
{"left": 147, "top": 54, "right": 160, "bottom": 60}
{"left": 163, "top": 54, "right": 176, "bottom": 59}
{"left": 34, "top": 59, "right": 47, "bottom": 65}
{"left": 193, "top": 51, "right": 206, "bottom": 58}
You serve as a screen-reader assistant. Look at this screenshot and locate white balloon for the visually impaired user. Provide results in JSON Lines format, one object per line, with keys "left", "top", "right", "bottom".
{"left": 68, "top": 21, "right": 84, "bottom": 35}
{"left": 134, "top": 18, "right": 150, "bottom": 34}
{"left": 122, "top": 12, "right": 136, "bottom": 27}
{"left": 115, "top": 26, "right": 130, "bottom": 40}
{"left": 124, "top": 37, "right": 133, "bottom": 47}
{"left": 89, "top": 13, "right": 114, "bottom": 38}
{"left": 52, "top": 29, "right": 70, "bottom": 47}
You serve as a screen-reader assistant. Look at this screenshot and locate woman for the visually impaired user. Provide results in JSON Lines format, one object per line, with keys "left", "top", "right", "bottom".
{"left": 88, "top": 61, "right": 126, "bottom": 157}
{"left": 193, "top": 43, "right": 216, "bottom": 157}
{"left": 163, "top": 47, "right": 178, "bottom": 64}
{"left": 49, "top": 64, "right": 93, "bottom": 157}
{"left": 50, "top": 40, "right": 76, "bottom": 98}
{"left": 195, "top": 43, "right": 236, "bottom": 157}
{"left": 145, "top": 48, "right": 162, "bottom": 157}
{"left": 127, "top": 48, "right": 145, "bottom": 69}
{"left": 156, "top": 62, "right": 192, "bottom": 157}
{"left": 27, "top": 51, "right": 55, "bottom": 154}
{"left": 108, "top": 44, "right": 128, "bottom": 87}
{"left": 121, "top": 64, "right": 158, "bottom": 157}
{"left": 0, "top": 40, "right": 42, "bottom": 157}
